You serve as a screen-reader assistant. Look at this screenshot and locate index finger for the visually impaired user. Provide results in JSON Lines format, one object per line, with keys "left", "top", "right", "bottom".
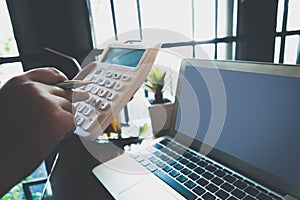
{"left": 26, "top": 67, "right": 68, "bottom": 84}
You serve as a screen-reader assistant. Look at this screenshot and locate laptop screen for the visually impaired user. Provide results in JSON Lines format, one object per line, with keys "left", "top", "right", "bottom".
{"left": 175, "top": 63, "right": 300, "bottom": 187}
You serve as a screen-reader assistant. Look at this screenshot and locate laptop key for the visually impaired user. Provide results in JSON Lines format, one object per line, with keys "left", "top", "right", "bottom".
{"left": 193, "top": 186, "right": 206, "bottom": 196}
{"left": 176, "top": 175, "right": 188, "bottom": 183}
{"left": 169, "top": 170, "right": 180, "bottom": 177}
{"left": 167, "top": 159, "right": 176, "bottom": 166}
{"left": 181, "top": 168, "right": 191, "bottom": 175}
{"left": 245, "top": 186, "right": 259, "bottom": 196}
{"left": 190, "top": 156, "right": 201, "bottom": 163}
{"left": 206, "top": 183, "right": 218, "bottom": 193}
{"left": 195, "top": 167, "right": 205, "bottom": 175}
{"left": 216, "top": 189, "right": 230, "bottom": 200}
{"left": 197, "top": 178, "right": 209, "bottom": 186}
{"left": 174, "top": 163, "right": 184, "bottom": 170}
{"left": 188, "top": 173, "right": 200, "bottom": 180}
{"left": 146, "top": 164, "right": 158, "bottom": 172}
{"left": 184, "top": 180, "right": 196, "bottom": 189}
{"left": 156, "top": 161, "right": 165, "bottom": 168}
{"left": 228, "top": 196, "right": 238, "bottom": 200}
{"left": 244, "top": 195, "right": 256, "bottom": 200}
{"left": 178, "top": 158, "right": 189, "bottom": 165}
{"left": 202, "top": 192, "right": 216, "bottom": 200}
{"left": 202, "top": 172, "right": 214, "bottom": 180}
{"left": 154, "top": 170, "right": 197, "bottom": 200}
{"left": 187, "top": 162, "right": 197, "bottom": 169}
{"left": 257, "top": 193, "right": 272, "bottom": 200}
{"left": 153, "top": 143, "right": 163, "bottom": 149}
{"left": 233, "top": 180, "right": 247, "bottom": 189}
{"left": 206, "top": 165, "right": 217, "bottom": 172}
{"left": 211, "top": 177, "right": 224, "bottom": 185}
{"left": 198, "top": 161, "right": 208, "bottom": 167}
{"left": 231, "top": 188, "right": 246, "bottom": 199}
{"left": 224, "top": 175, "right": 236, "bottom": 183}
{"left": 221, "top": 183, "right": 234, "bottom": 192}
{"left": 214, "top": 170, "right": 226, "bottom": 177}
{"left": 162, "top": 165, "right": 172, "bottom": 172}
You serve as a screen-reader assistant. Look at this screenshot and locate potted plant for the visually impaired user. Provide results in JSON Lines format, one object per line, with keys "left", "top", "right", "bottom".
{"left": 144, "top": 67, "right": 173, "bottom": 135}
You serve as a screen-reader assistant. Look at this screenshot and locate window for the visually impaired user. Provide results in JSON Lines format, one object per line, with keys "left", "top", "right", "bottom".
{"left": 274, "top": 0, "right": 300, "bottom": 64}
{"left": 0, "top": 0, "right": 19, "bottom": 58}
{"left": 194, "top": 0, "right": 238, "bottom": 60}
{"left": 89, "top": 0, "right": 115, "bottom": 48}
{"left": 0, "top": 0, "right": 22, "bottom": 87}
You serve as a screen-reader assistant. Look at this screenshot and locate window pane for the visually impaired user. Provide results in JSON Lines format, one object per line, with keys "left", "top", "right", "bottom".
{"left": 232, "top": 0, "right": 238, "bottom": 37}
{"left": 194, "top": 0, "right": 216, "bottom": 40}
{"left": 195, "top": 44, "right": 215, "bottom": 59}
{"left": 287, "top": 0, "right": 300, "bottom": 31}
{"left": 217, "top": 0, "right": 236, "bottom": 38}
{"left": 217, "top": 42, "right": 235, "bottom": 60}
{"left": 0, "top": 0, "right": 19, "bottom": 57}
{"left": 284, "top": 35, "right": 299, "bottom": 65}
{"left": 276, "top": 0, "right": 284, "bottom": 32}
{"left": 114, "top": 0, "right": 140, "bottom": 40}
{"left": 89, "top": 0, "right": 115, "bottom": 48}
{"left": 0, "top": 62, "right": 23, "bottom": 87}
{"left": 274, "top": 37, "right": 281, "bottom": 63}
{"left": 169, "top": 46, "right": 194, "bottom": 59}
{"left": 140, "top": 0, "right": 192, "bottom": 41}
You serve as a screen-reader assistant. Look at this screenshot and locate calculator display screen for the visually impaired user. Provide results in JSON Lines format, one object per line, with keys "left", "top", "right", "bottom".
{"left": 103, "top": 48, "right": 145, "bottom": 68}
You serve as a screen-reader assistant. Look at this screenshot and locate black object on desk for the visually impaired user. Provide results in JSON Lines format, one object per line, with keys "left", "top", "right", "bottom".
{"left": 42, "top": 135, "right": 121, "bottom": 200}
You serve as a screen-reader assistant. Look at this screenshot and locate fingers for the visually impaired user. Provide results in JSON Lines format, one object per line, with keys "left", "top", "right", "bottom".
{"left": 26, "top": 67, "right": 68, "bottom": 84}
{"left": 47, "top": 85, "right": 89, "bottom": 102}
{"left": 72, "top": 91, "right": 90, "bottom": 102}
{"left": 73, "top": 62, "right": 97, "bottom": 80}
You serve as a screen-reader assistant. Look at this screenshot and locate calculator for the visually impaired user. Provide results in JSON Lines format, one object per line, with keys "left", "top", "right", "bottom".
{"left": 73, "top": 43, "right": 160, "bottom": 140}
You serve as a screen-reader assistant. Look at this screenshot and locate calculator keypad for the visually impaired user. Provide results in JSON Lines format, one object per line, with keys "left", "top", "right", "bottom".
{"left": 74, "top": 68, "right": 131, "bottom": 132}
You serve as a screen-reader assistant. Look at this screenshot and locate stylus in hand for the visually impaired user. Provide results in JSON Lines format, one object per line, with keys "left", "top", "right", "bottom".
{"left": 55, "top": 80, "right": 94, "bottom": 89}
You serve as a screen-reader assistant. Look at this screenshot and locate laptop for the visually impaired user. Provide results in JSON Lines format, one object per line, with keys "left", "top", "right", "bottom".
{"left": 93, "top": 59, "right": 300, "bottom": 200}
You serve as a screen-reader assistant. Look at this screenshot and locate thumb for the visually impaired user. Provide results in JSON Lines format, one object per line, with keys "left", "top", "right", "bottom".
{"left": 26, "top": 67, "right": 68, "bottom": 84}
{"left": 73, "top": 62, "right": 97, "bottom": 80}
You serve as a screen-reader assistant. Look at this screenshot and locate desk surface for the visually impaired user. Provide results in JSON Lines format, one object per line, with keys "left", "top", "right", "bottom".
{"left": 42, "top": 135, "right": 122, "bottom": 200}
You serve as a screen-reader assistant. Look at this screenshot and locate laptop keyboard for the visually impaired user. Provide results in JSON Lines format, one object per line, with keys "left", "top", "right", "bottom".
{"left": 131, "top": 138, "right": 282, "bottom": 200}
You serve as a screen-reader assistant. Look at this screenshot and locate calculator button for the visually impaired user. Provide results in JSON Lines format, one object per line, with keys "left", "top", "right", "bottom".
{"left": 121, "top": 75, "right": 130, "bottom": 81}
{"left": 88, "top": 76, "right": 98, "bottom": 82}
{"left": 99, "top": 102, "right": 110, "bottom": 111}
{"left": 113, "top": 73, "right": 121, "bottom": 79}
{"left": 91, "top": 85, "right": 100, "bottom": 94}
{"left": 91, "top": 98, "right": 101, "bottom": 107}
{"left": 114, "top": 82, "right": 123, "bottom": 91}
{"left": 85, "top": 96, "right": 93, "bottom": 104}
{"left": 85, "top": 84, "right": 94, "bottom": 92}
{"left": 105, "top": 81, "right": 116, "bottom": 88}
{"left": 82, "top": 107, "right": 93, "bottom": 116}
{"left": 105, "top": 71, "right": 113, "bottom": 78}
{"left": 76, "top": 103, "right": 85, "bottom": 112}
{"left": 98, "top": 79, "right": 106, "bottom": 86}
{"left": 98, "top": 89, "right": 108, "bottom": 97}
{"left": 82, "top": 113, "right": 99, "bottom": 131}
{"left": 107, "top": 92, "right": 117, "bottom": 101}
{"left": 75, "top": 115, "right": 85, "bottom": 126}
{"left": 94, "top": 69, "right": 102, "bottom": 75}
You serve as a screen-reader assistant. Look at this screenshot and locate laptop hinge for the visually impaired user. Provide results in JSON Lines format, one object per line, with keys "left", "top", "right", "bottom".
{"left": 284, "top": 194, "right": 298, "bottom": 200}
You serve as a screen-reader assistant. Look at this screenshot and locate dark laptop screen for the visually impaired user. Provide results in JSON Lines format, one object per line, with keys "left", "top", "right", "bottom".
{"left": 175, "top": 65, "right": 300, "bottom": 186}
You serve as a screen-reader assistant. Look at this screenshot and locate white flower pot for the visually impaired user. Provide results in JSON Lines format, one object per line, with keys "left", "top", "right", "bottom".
{"left": 146, "top": 100, "right": 174, "bottom": 136}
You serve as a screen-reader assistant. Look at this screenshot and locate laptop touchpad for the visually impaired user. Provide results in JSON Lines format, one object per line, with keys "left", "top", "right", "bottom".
{"left": 118, "top": 177, "right": 178, "bottom": 200}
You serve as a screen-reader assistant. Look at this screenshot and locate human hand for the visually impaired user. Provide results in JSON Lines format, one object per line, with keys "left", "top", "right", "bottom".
{"left": 0, "top": 67, "right": 88, "bottom": 196}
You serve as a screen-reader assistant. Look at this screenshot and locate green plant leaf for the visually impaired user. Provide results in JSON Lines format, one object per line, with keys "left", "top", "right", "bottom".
{"left": 4, "top": 46, "right": 10, "bottom": 52}
{"left": 139, "top": 123, "right": 149, "bottom": 137}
